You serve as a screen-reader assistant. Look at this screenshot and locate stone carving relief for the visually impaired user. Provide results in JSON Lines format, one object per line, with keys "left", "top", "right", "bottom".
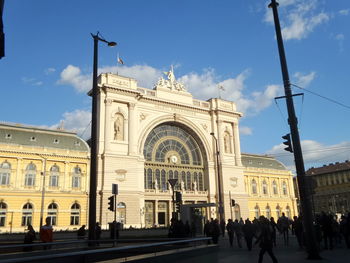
{"left": 224, "top": 131, "right": 232, "bottom": 153}
{"left": 154, "top": 66, "right": 186, "bottom": 92}
{"left": 115, "top": 169, "right": 126, "bottom": 181}
{"left": 201, "top": 123, "right": 208, "bottom": 131}
{"left": 114, "top": 113, "right": 124, "bottom": 141}
{"left": 230, "top": 177, "right": 238, "bottom": 188}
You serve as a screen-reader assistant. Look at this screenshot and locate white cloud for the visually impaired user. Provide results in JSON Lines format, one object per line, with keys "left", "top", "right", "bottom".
{"left": 49, "top": 109, "right": 92, "bottom": 139}
{"left": 45, "top": 67, "right": 56, "bottom": 75}
{"left": 21, "top": 77, "right": 43, "bottom": 86}
{"left": 58, "top": 64, "right": 283, "bottom": 116}
{"left": 339, "top": 9, "right": 350, "bottom": 16}
{"left": 58, "top": 65, "right": 91, "bottom": 93}
{"left": 240, "top": 126, "right": 253, "bottom": 135}
{"left": 293, "top": 71, "right": 316, "bottom": 87}
{"left": 266, "top": 140, "right": 350, "bottom": 172}
{"left": 264, "top": 0, "right": 329, "bottom": 40}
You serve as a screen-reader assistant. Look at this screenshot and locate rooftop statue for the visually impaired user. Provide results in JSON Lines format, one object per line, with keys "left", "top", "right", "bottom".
{"left": 154, "top": 66, "right": 186, "bottom": 91}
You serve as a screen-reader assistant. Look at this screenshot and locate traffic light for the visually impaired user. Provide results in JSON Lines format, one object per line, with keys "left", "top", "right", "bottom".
{"left": 175, "top": 191, "right": 182, "bottom": 203}
{"left": 231, "top": 199, "right": 235, "bottom": 207}
{"left": 175, "top": 202, "right": 181, "bottom": 212}
{"left": 282, "top": 133, "right": 293, "bottom": 153}
{"left": 108, "top": 195, "right": 115, "bottom": 211}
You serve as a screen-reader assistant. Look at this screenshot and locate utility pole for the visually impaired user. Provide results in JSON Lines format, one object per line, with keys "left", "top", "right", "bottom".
{"left": 268, "top": 0, "right": 320, "bottom": 259}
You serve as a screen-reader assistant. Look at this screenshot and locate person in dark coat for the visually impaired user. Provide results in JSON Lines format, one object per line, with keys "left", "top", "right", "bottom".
{"left": 226, "top": 219, "right": 235, "bottom": 247}
{"left": 95, "top": 222, "right": 102, "bottom": 246}
{"left": 211, "top": 219, "right": 221, "bottom": 244}
{"left": 270, "top": 217, "right": 278, "bottom": 247}
{"left": 255, "top": 217, "right": 278, "bottom": 263}
{"left": 243, "top": 219, "right": 254, "bottom": 251}
{"left": 220, "top": 219, "right": 226, "bottom": 237}
{"left": 23, "top": 224, "right": 36, "bottom": 251}
{"left": 77, "top": 225, "right": 86, "bottom": 239}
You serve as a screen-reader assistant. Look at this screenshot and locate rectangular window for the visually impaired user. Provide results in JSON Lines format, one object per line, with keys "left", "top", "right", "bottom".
{"left": 72, "top": 176, "right": 81, "bottom": 188}
{"left": 0, "top": 214, "right": 5, "bottom": 227}
{"left": 21, "top": 215, "right": 32, "bottom": 226}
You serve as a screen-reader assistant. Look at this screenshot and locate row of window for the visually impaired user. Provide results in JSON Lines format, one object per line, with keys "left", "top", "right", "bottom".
{"left": 316, "top": 172, "right": 350, "bottom": 186}
{"left": 0, "top": 162, "right": 83, "bottom": 188}
{"left": 144, "top": 169, "right": 204, "bottom": 191}
{"left": 250, "top": 179, "right": 289, "bottom": 196}
{"left": 0, "top": 202, "right": 81, "bottom": 227}
{"left": 253, "top": 205, "right": 292, "bottom": 219}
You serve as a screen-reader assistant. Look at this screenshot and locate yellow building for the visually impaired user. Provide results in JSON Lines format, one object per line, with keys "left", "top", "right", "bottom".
{"left": 242, "top": 153, "right": 297, "bottom": 220}
{"left": 0, "top": 123, "right": 90, "bottom": 233}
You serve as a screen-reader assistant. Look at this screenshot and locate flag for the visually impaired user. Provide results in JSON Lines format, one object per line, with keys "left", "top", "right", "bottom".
{"left": 117, "top": 53, "right": 124, "bottom": 65}
{"left": 117, "top": 56, "right": 124, "bottom": 65}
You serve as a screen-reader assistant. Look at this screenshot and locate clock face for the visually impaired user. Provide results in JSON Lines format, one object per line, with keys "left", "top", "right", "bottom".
{"left": 171, "top": 155, "right": 178, "bottom": 164}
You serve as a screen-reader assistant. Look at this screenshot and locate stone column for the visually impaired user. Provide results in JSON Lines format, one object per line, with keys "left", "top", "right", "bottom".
{"left": 128, "top": 103, "right": 137, "bottom": 155}
{"left": 64, "top": 161, "right": 69, "bottom": 190}
{"left": 104, "top": 99, "right": 113, "bottom": 152}
{"left": 15, "top": 158, "right": 22, "bottom": 188}
{"left": 233, "top": 122, "right": 242, "bottom": 166}
{"left": 154, "top": 200, "right": 158, "bottom": 226}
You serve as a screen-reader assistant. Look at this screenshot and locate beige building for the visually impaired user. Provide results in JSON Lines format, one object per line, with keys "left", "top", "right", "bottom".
{"left": 242, "top": 153, "right": 297, "bottom": 220}
{"left": 94, "top": 69, "right": 297, "bottom": 228}
{"left": 0, "top": 123, "right": 90, "bottom": 233}
{"left": 306, "top": 161, "right": 350, "bottom": 214}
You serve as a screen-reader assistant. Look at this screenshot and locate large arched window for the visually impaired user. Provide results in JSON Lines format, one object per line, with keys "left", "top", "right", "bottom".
{"left": 251, "top": 179, "right": 257, "bottom": 194}
{"left": 0, "top": 162, "right": 11, "bottom": 185}
{"left": 70, "top": 203, "right": 80, "bottom": 225}
{"left": 282, "top": 181, "right": 288, "bottom": 196}
{"left": 25, "top": 163, "right": 36, "bottom": 187}
{"left": 262, "top": 180, "right": 268, "bottom": 195}
{"left": 272, "top": 181, "right": 278, "bottom": 195}
{"left": 0, "top": 202, "right": 7, "bottom": 227}
{"left": 143, "top": 123, "right": 206, "bottom": 192}
{"left": 72, "top": 166, "right": 82, "bottom": 189}
{"left": 48, "top": 203, "right": 58, "bottom": 226}
{"left": 49, "top": 165, "right": 59, "bottom": 187}
{"left": 21, "top": 203, "right": 33, "bottom": 226}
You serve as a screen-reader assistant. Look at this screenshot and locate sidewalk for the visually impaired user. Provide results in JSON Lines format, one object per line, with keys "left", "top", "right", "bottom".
{"left": 177, "top": 234, "right": 350, "bottom": 263}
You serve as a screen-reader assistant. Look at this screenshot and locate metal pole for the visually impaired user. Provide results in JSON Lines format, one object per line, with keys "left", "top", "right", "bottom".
{"left": 88, "top": 34, "right": 99, "bottom": 243}
{"left": 39, "top": 157, "right": 47, "bottom": 229}
{"left": 229, "top": 191, "right": 233, "bottom": 220}
{"left": 211, "top": 133, "right": 224, "bottom": 221}
{"left": 268, "top": 0, "right": 320, "bottom": 259}
{"left": 113, "top": 194, "right": 117, "bottom": 247}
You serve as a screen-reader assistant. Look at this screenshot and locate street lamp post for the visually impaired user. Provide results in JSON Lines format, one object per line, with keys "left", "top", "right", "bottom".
{"left": 210, "top": 132, "right": 224, "bottom": 221}
{"left": 39, "top": 157, "right": 47, "bottom": 229}
{"left": 88, "top": 32, "right": 116, "bottom": 243}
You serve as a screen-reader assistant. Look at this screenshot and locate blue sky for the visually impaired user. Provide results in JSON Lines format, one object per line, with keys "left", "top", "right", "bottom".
{"left": 1, "top": 0, "right": 350, "bottom": 172}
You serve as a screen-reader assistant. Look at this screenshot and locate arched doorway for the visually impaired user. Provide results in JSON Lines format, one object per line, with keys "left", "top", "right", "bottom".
{"left": 143, "top": 122, "right": 208, "bottom": 227}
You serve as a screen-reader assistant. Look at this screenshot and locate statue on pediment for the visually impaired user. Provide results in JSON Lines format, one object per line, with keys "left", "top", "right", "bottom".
{"left": 154, "top": 66, "right": 186, "bottom": 92}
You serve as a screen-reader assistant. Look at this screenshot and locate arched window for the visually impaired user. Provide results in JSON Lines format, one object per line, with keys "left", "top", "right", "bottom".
{"left": 72, "top": 166, "right": 82, "bottom": 189}
{"left": 262, "top": 180, "right": 268, "bottom": 195}
{"left": 186, "top": 171, "right": 191, "bottom": 190}
{"left": 282, "top": 181, "right": 288, "bottom": 195}
{"left": 181, "top": 171, "right": 186, "bottom": 190}
{"left": 161, "top": 169, "right": 167, "bottom": 190}
{"left": 276, "top": 205, "right": 281, "bottom": 218}
{"left": 254, "top": 205, "right": 260, "bottom": 218}
{"left": 198, "top": 172, "right": 204, "bottom": 191}
{"left": 174, "top": 171, "right": 179, "bottom": 190}
{"left": 25, "top": 163, "right": 36, "bottom": 186}
{"left": 0, "top": 202, "right": 7, "bottom": 227}
{"left": 49, "top": 165, "right": 59, "bottom": 187}
{"left": 272, "top": 181, "right": 278, "bottom": 195}
{"left": 21, "top": 203, "right": 33, "bottom": 226}
{"left": 117, "top": 202, "right": 126, "bottom": 224}
{"left": 70, "top": 203, "right": 80, "bottom": 225}
{"left": 155, "top": 169, "right": 160, "bottom": 189}
{"left": 285, "top": 206, "right": 291, "bottom": 218}
{"left": 266, "top": 206, "right": 271, "bottom": 219}
{"left": 146, "top": 168, "right": 152, "bottom": 189}
{"left": 251, "top": 179, "right": 257, "bottom": 194}
{"left": 48, "top": 203, "right": 58, "bottom": 226}
{"left": 0, "top": 162, "right": 11, "bottom": 185}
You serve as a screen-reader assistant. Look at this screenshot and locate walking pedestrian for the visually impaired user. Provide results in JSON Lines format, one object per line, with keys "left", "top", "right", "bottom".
{"left": 77, "top": 225, "right": 86, "bottom": 239}
{"left": 226, "top": 219, "right": 234, "bottom": 247}
{"left": 40, "top": 217, "right": 53, "bottom": 250}
{"left": 243, "top": 219, "right": 254, "bottom": 251}
{"left": 255, "top": 216, "right": 278, "bottom": 263}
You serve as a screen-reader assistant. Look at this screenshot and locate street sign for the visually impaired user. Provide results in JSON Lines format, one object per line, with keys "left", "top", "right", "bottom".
{"left": 112, "top": 184, "right": 118, "bottom": 195}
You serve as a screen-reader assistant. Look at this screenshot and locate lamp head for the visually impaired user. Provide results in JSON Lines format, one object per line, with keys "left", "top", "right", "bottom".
{"left": 108, "top": 41, "right": 117, "bottom": 47}
{"left": 210, "top": 132, "right": 214, "bottom": 136}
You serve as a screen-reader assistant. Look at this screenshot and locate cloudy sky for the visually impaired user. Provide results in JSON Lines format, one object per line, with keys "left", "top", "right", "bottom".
{"left": 1, "top": 0, "right": 350, "bottom": 172}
